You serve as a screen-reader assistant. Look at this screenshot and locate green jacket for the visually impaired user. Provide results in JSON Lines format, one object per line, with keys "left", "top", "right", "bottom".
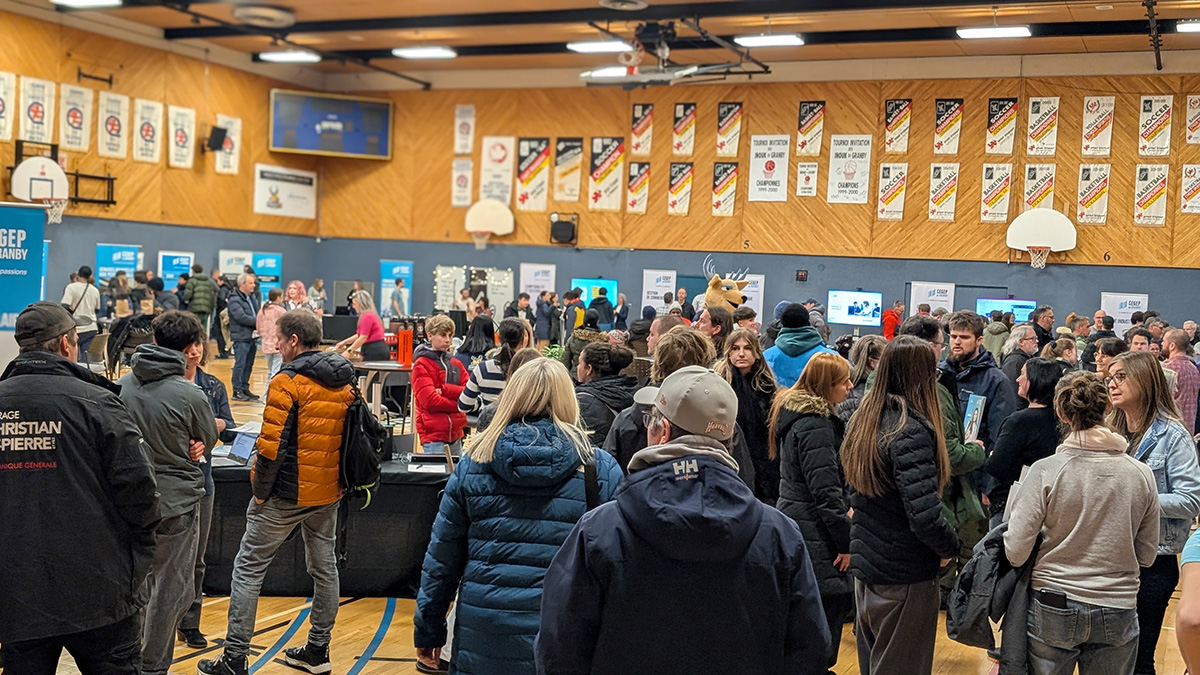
{"left": 183, "top": 274, "right": 218, "bottom": 315}
{"left": 982, "top": 321, "right": 1009, "bottom": 357}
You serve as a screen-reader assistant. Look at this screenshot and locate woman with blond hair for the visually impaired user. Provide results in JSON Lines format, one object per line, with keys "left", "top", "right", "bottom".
{"left": 414, "top": 358, "right": 623, "bottom": 675}
{"left": 770, "top": 351, "right": 854, "bottom": 671}
{"left": 1041, "top": 336, "right": 1078, "bottom": 369}
{"left": 716, "top": 328, "right": 778, "bottom": 502}
{"left": 330, "top": 290, "right": 389, "bottom": 360}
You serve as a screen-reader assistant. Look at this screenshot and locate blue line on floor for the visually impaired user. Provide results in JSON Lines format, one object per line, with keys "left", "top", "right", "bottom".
{"left": 249, "top": 598, "right": 312, "bottom": 674}
{"left": 345, "top": 598, "right": 396, "bottom": 675}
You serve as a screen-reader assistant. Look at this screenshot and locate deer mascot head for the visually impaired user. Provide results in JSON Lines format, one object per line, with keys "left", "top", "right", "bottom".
{"left": 701, "top": 255, "right": 749, "bottom": 312}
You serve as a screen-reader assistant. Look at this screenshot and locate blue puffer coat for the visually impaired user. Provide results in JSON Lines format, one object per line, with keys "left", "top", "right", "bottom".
{"left": 413, "top": 417, "right": 623, "bottom": 675}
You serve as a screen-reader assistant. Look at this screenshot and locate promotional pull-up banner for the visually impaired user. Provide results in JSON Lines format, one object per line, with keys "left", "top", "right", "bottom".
{"left": 0, "top": 205, "right": 44, "bottom": 369}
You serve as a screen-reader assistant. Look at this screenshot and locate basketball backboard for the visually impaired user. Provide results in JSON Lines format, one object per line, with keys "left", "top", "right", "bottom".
{"left": 1006, "top": 208, "right": 1077, "bottom": 251}
{"left": 11, "top": 156, "right": 69, "bottom": 201}
{"left": 465, "top": 198, "right": 514, "bottom": 249}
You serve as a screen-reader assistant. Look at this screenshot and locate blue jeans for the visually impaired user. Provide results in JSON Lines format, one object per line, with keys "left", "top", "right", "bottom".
{"left": 232, "top": 339, "right": 256, "bottom": 393}
{"left": 422, "top": 440, "right": 462, "bottom": 455}
{"left": 1028, "top": 594, "right": 1139, "bottom": 675}
{"left": 260, "top": 353, "right": 282, "bottom": 401}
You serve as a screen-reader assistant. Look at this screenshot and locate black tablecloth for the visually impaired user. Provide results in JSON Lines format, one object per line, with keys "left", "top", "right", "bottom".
{"left": 205, "top": 461, "right": 449, "bottom": 598}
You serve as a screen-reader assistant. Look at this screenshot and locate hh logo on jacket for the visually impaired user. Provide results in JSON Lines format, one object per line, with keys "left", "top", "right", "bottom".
{"left": 673, "top": 459, "right": 699, "bottom": 481}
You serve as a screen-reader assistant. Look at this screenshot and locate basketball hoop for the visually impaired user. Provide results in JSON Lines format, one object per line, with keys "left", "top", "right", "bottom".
{"left": 471, "top": 231, "right": 491, "bottom": 250}
{"left": 1028, "top": 246, "right": 1050, "bottom": 269}
{"left": 37, "top": 198, "right": 68, "bottom": 224}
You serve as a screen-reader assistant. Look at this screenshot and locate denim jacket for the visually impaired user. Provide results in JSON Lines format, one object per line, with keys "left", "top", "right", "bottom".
{"left": 1133, "top": 414, "right": 1200, "bottom": 555}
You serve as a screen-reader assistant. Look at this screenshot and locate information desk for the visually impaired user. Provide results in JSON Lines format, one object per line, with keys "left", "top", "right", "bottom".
{"left": 204, "top": 461, "right": 448, "bottom": 598}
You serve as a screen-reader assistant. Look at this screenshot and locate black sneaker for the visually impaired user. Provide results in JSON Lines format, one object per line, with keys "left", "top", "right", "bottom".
{"left": 283, "top": 643, "right": 331, "bottom": 674}
{"left": 178, "top": 628, "right": 208, "bottom": 649}
{"left": 198, "top": 653, "right": 247, "bottom": 675}
{"left": 243, "top": 390, "right": 259, "bottom": 400}
{"left": 415, "top": 658, "right": 449, "bottom": 674}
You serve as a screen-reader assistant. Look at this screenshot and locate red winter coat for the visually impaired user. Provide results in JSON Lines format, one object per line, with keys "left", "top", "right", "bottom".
{"left": 412, "top": 347, "right": 468, "bottom": 444}
{"left": 882, "top": 308, "right": 903, "bottom": 340}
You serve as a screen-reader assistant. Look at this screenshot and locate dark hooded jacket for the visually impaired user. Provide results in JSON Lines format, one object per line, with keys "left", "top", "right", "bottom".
{"left": 535, "top": 438, "right": 830, "bottom": 675}
{"left": 588, "top": 295, "right": 615, "bottom": 326}
{"left": 627, "top": 313, "right": 654, "bottom": 356}
{"left": 0, "top": 352, "right": 159, "bottom": 643}
{"left": 1000, "top": 349, "right": 1032, "bottom": 383}
{"left": 577, "top": 374, "right": 638, "bottom": 444}
{"left": 940, "top": 347, "right": 1019, "bottom": 452}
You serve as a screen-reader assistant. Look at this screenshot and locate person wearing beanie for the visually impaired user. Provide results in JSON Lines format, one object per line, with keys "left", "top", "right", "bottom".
{"left": 147, "top": 277, "right": 180, "bottom": 313}
{"left": 627, "top": 306, "right": 656, "bottom": 358}
{"left": 763, "top": 304, "right": 838, "bottom": 388}
{"left": 762, "top": 300, "right": 791, "bottom": 350}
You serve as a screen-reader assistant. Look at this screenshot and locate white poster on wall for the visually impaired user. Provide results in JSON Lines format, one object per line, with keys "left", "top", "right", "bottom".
{"left": 218, "top": 249, "right": 253, "bottom": 277}
{"left": 1134, "top": 164, "right": 1169, "bottom": 226}
{"left": 480, "top": 135, "right": 516, "bottom": 205}
{"left": 58, "top": 84, "right": 93, "bottom": 152}
{"left": 132, "top": 99, "right": 163, "bottom": 164}
{"left": 214, "top": 114, "right": 242, "bottom": 175}
{"left": 0, "top": 71, "right": 14, "bottom": 141}
{"left": 742, "top": 274, "right": 766, "bottom": 320}
{"left": 451, "top": 158, "right": 473, "bottom": 207}
{"left": 1139, "top": 95, "right": 1172, "bottom": 157}
{"left": 796, "top": 101, "right": 825, "bottom": 156}
{"left": 167, "top": 105, "right": 196, "bottom": 169}
{"left": 453, "top": 104, "right": 475, "bottom": 155}
{"left": 1182, "top": 165, "right": 1200, "bottom": 214}
{"left": 1023, "top": 164, "right": 1056, "bottom": 211}
{"left": 748, "top": 134, "right": 790, "bottom": 202}
{"left": 18, "top": 76, "right": 55, "bottom": 143}
{"left": 1188, "top": 96, "right": 1200, "bottom": 145}
{"left": 641, "top": 269, "right": 676, "bottom": 310}
{"left": 588, "top": 136, "right": 624, "bottom": 212}
{"left": 97, "top": 91, "right": 129, "bottom": 159}
{"left": 515, "top": 137, "right": 550, "bottom": 212}
{"left": 253, "top": 164, "right": 317, "bottom": 219}
{"left": 795, "top": 162, "right": 818, "bottom": 197}
{"left": 980, "top": 163, "right": 1013, "bottom": 223}
{"left": 1082, "top": 96, "right": 1114, "bottom": 157}
{"left": 985, "top": 97, "right": 1017, "bottom": 155}
{"left": 909, "top": 281, "right": 955, "bottom": 314}
{"left": 435, "top": 265, "right": 467, "bottom": 311}
{"left": 1026, "top": 96, "right": 1059, "bottom": 156}
{"left": 928, "top": 163, "right": 959, "bottom": 221}
{"left": 627, "top": 162, "right": 649, "bottom": 214}
{"left": 826, "top": 135, "right": 872, "bottom": 204}
{"left": 631, "top": 103, "right": 653, "bottom": 156}
{"left": 1076, "top": 164, "right": 1110, "bottom": 225}
{"left": 876, "top": 163, "right": 907, "bottom": 221}
{"left": 1101, "top": 292, "right": 1149, "bottom": 333}
{"left": 519, "top": 263, "right": 556, "bottom": 297}
{"left": 672, "top": 102, "right": 696, "bottom": 155}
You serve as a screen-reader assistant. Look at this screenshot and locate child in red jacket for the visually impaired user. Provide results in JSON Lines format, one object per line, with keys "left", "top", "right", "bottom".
{"left": 412, "top": 315, "right": 468, "bottom": 454}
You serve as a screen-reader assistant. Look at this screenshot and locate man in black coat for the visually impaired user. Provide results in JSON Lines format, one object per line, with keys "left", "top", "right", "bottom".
{"left": 503, "top": 292, "right": 535, "bottom": 323}
{"left": 940, "top": 310, "right": 1018, "bottom": 452}
{"left": 1029, "top": 305, "right": 1055, "bottom": 351}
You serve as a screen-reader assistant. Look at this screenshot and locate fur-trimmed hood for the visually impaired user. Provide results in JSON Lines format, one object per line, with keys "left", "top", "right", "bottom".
{"left": 776, "top": 388, "right": 835, "bottom": 418}
{"left": 570, "top": 328, "right": 608, "bottom": 345}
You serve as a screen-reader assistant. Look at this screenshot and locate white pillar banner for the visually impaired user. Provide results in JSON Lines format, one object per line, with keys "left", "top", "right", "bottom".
{"left": 1100, "top": 292, "right": 1149, "bottom": 333}
{"left": 519, "top": 263, "right": 556, "bottom": 297}
{"left": 909, "top": 281, "right": 956, "bottom": 315}
{"left": 742, "top": 274, "right": 766, "bottom": 320}
{"left": 641, "top": 269, "right": 676, "bottom": 310}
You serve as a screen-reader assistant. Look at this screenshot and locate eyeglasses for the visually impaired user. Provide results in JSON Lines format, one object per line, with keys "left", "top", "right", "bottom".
{"left": 1105, "top": 372, "right": 1129, "bottom": 386}
{"left": 1020, "top": 336, "right": 1037, "bottom": 343}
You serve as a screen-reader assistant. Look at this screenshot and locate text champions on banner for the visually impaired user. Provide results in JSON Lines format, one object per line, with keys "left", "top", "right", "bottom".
{"left": 876, "top": 163, "right": 907, "bottom": 221}
{"left": 454, "top": 104, "right": 475, "bottom": 155}
{"left": 1183, "top": 165, "right": 1200, "bottom": 214}
{"left": 631, "top": 103, "right": 653, "bottom": 156}
{"left": 826, "top": 135, "right": 872, "bottom": 204}
{"left": 884, "top": 99, "right": 911, "bottom": 154}
{"left": 748, "top": 135, "right": 790, "bottom": 202}
{"left": 1076, "top": 164, "right": 1111, "bottom": 225}
{"left": 516, "top": 137, "right": 550, "bottom": 212}
{"left": 553, "top": 138, "right": 583, "bottom": 202}
{"left": 167, "top": 105, "right": 196, "bottom": 169}
{"left": 0, "top": 71, "right": 14, "bottom": 142}
{"left": 1082, "top": 96, "right": 1115, "bottom": 157}
{"left": 18, "top": 76, "right": 55, "bottom": 144}
{"left": 132, "top": 98, "right": 164, "bottom": 164}
{"left": 1026, "top": 97, "right": 1059, "bottom": 156}
{"left": 986, "top": 98, "right": 1017, "bottom": 155}
{"left": 480, "top": 136, "right": 516, "bottom": 205}
{"left": 716, "top": 102, "right": 742, "bottom": 157}
{"left": 214, "top": 114, "right": 242, "bottom": 175}
{"left": 712, "top": 162, "right": 737, "bottom": 217}
{"left": 1023, "top": 164, "right": 1056, "bottom": 211}
{"left": 933, "top": 98, "right": 963, "bottom": 155}
{"left": 980, "top": 164, "right": 1013, "bottom": 223}
{"left": 451, "top": 158, "right": 472, "bottom": 208}
{"left": 796, "top": 162, "right": 818, "bottom": 197}
{"left": 1188, "top": 97, "right": 1200, "bottom": 145}
{"left": 97, "top": 91, "right": 129, "bottom": 159}
{"left": 588, "top": 136, "right": 624, "bottom": 212}
{"left": 1134, "top": 164, "right": 1168, "bottom": 226}
{"left": 796, "top": 100, "right": 825, "bottom": 156}
{"left": 928, "top": 163, "right": 959, "bottom": 221}
{"left": 58, "top": 84, "right": 93, "bottom": 152}
{"left": 668, "top": 162, "right": 693, "bottom": 216}
{"left": 672, "top": 102, "right": 696, "bottom": 155}
{"left": 1139, "top": 95, "right": 1172, "bottom": 157}
{"left": 627, "top": 162, "right": 649, "bottom": 214}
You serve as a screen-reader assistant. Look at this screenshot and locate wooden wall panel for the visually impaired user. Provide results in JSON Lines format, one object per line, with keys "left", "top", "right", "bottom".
{"left": 1170, "top": 76, "right": 1200, "bottom": 269}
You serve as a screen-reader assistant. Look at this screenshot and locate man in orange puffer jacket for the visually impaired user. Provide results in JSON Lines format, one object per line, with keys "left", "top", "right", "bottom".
{"left": 412, "top": 314, "right": 469, "bottom": 454}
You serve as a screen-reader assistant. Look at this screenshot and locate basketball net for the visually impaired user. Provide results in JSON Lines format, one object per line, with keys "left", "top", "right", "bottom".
{"left": 1028, "top": 246, "right": 1050, "bottom": 269}
{"left": 471, "top": 232, "right": 490, "bottom": 250}
{"left": 37, "top": 198, "right": 68, "bottom": 224}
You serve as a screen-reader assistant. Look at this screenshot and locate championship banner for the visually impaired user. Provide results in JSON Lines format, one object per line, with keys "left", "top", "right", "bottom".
{"left": 1189, "top": 97, "right": 1200, "bottom": 145}
{"left": 796, "top": 162, "right": 818, "bottom": 197}
{"left": 934, "top": 98, "right": 963, "bottom": 155}
{"left": 132, "top": 98, "right": 163, "bottom": 164}
{"left": 1134, "top": 164, "right": 1168, "bottom": 226}
{"left": 672, "top": 102, "right": 696, "bottom": 155}
{"left": 1100, "top": 293, "right": 1148, "bottom": 334}
{"left": 167, "top": 105, "right": 196, "bottom": 169}
{"left": 588, "top": 136, "right": 624, "bottom": 212}
{"left": 515, "top": 137, "right": 550, "bottom": 212}
{"left": 58, "top": 84, "right": 92, "bottom": 152}
{"left": 553, "top": 137, "right": 582, "bottom": 202}
{"left": 928, "top": 163, "right": 959, "bottom": 221}
{"left": 1023, "top": 164, "right": 1056, "bottom": 211}
{"left": 97, "top": 91, "right": 129, "bottom": 159}
{"left": 876, "top": 163, "right": 907, "bottom": 221}
{"left": 18, "top": 76, "right": 55, "bottom": 144}
{"left": 454, "top": 104, "right": 475, "bottom": 155}
{"left": 712, "top": 162, "right": 737, "bottom": 217}
{"left": 631, "top": 103, "right": 653, "bottom": 156}
{"left": 480, "top": 135, "right": 516, "bottom": 205}
{"left": 1082, "top": 96, "right": 1114, "bottom": 157}
{"left": 668, "top": 162, "right": 693, "bottom": 216}
{"left": 716, "top": 102, "right": 742, "bottom": 157}
{"left": 980, "top": 163, "right": 1013, "bottom": 223}
{"left": 748, "top": 134, "right": 790, "bottom": 202}
{"left": 0, "top": 71, "right": 14, "bottom": 141}
{"left": 1076, "top": 164, "right": 1110, "bottom": 225}
{"left": 214, "top": 114, "right": 242, "bottom": 175}
{"left": 884, "top": 99, "right": 911, "bottom": 154}
{"left": 986, "top": 97, "right": 1017, "bottom": 155}
{"left": 1139, "top": 95, "right": 1172, "bottom": 157}
{"left": 1026, "top": 97, "right": 1059, "bottom": 156}
{"left": 1182, "top": 165, "right": 1200, "bottom": 214}
{"left": 796, "top": 100, "right": 825, "bottom": 156}
{"left": 826, "top": 134, "right": 872, "bottom": 204}
{"left": 451, "top": 158, "right": 473, "bottom": 208}
{"left": 627, "top": 162, "right": 649, "bottom": 215}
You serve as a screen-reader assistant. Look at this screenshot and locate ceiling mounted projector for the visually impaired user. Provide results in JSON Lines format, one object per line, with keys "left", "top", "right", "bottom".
{"left": 231, "top": 5, "right": 297, "bottom": 29}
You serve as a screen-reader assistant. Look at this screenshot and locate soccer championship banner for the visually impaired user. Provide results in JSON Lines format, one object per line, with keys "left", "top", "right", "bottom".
{"left": 668, "top": 162, "right": 693, "bottom": 216}
{"left": 515, "top": 137, "right": 550, "bottom": 212}
{"left": 451, "top": 159, "right": 473, "bottom": 208}
{"left": 1188, "top": 97, "right": 1200, "bottom": 145}
{"left": 0, "top": 71, "right": 14, "bottom": 141}
{"left": 716, "top": 102, "right": 742, "bottom": 157}
{"left": 884, "top": 99, "right": 911, "bottom": 154}
{"left": 980, "top": 163, "right": 1013, "bottom": 223}
{"left": 167, "top": 105, "right": 196, "bottom": 169}
{"left": 985, "top": 97, "right": 1017, "bottom": 155}
{"left": 58, "top": 84, "right": 93, "bottom": 152}
{"left": 1183, "top": 165, "right": 1200, "bottom": 214}
{"left": 876, "top": 163, "right": 907, "bottom": 221}
{"left": 928, "top": 163, "right": 959, "bottom": 221}
{"left": 627, "top": 162, "right": 649, "bottom": 215}
{"left": 1139, "top": 95, "right": 1172, "bottom": 157}
{"left": 1026, "top": 97, "right": 1059, "bottom": 156}
{"left": 480, "top": 135, "right": 516, "bottom": 204}
{"left": 214, "top": 114, "right": 242, "bottom": 175}
{"left": 132, "top": 98, "right": 163, "bottom": 164}
{"left": 1076, "top": 164, "right": 1111, "bottom": 225}
{"left": 934, "top": 98, "right": 963, "bottom": 155}
{"left": 672, "top": 102, "right": 695, "bottom": 155}
{"left": 631, "top": 103, "right": 653, "bottom": 156}
{"left": 18, "top": 76, "right": 55, "bottom": 144}
{"left": 826, "top": 135, "right": 872, "bottom": 204}
{"left": 453, "top": 104, "right": 475, "bottom": 155}
{"left": 1134, "top": 164, "right": 1168, "bottom": 226}
{"left": 1082, "top": 96, "right": 1115, "bottom": 157}
{"left": 795, "top": 162, "right": 818, "bottom": 197}
{"left": 553, "top": 137, "right": 582, "bottom": 202}
{"left": 712, "top": 162, "right": 737, "bottom": 217}
{"left": 97, "top": 91, "right": 129, "bottom": 159}
{"left": 588, "top": 136, "right": 624, "bottom": 212}
{"left": 796, "top": 100, "right": 825, "bottom": 156}
{"left": 748, "top": 135, "right": 790, "bottom": 202}
{"left": 1023, "top": 164, "right": 1056, "bottom": 211}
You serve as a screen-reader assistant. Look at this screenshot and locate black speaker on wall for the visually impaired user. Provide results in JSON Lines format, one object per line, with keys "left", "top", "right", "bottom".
{"left": 549, "top": 212, "right": 578, "bottom": 246}
{"left": 205, "top": 126, "right": 228, "bottom": 152}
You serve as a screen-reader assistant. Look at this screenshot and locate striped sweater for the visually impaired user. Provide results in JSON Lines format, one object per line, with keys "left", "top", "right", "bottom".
{"left": 458, "top": 358, "right": 507, "bottom": 414}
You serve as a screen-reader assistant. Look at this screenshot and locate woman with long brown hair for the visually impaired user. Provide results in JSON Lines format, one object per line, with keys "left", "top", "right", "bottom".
{"left": 841, "top": 335, "right": 957, "bottom": 675}
{"left": 769, "top": 351, "right": 854, "bottom": 671}
{"left": 716, "top": 328, "right": 779, "bottom": 502}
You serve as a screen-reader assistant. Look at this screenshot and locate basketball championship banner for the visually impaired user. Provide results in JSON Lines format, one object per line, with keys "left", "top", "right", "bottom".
{"left": 826, "top": 134, "right": 872, "bottom": 204}
{"left": 884, "top": 99, "right": 911, "bottom": 154}
{"left": 748, "top": 135, "right": 790, "bottom": 202}
{"left": 716, "top": 102, "right": 742, "bottom": 157}
{"left": 712, "top": 162, "right": 737, "bottom": 217}
{"left": 588, "top": 136, "right": 624, "bottom": 212}
{"left": 0, "top": 71, "right": 14, "bottom": 142}
{"left": 631, "top": 103, "right": 653, "bottom": 156}
{"left": 1134, "top": 164, "right": 1168, "bottom": 226}
{"left": 215, "top": 114, "right": 242, "bottom": 175}
{"left": 876, "top": 163, "right": 907, "bottom": 221}
{"left": 985, "top": 97, "right": 1017, "bottom": 155}
{"left": 515, "top": 137, "right": 550, "bottom": 212}
{"left": 1188, "top": 97, "right": 1200, "bottom": 145}
{"left": 132, "top": 98, "right": 163, "bottom": 164}
{"left": 627, "top": 162, "right": 649, "bottom": 215}
{"left": 928, "top": 163, "right": 959, "bottom": 221}
{"left": 479, "top": 135, "right": 516, "bottom": 205}
{"left": 672, "top": 102, "right": 696, "bottom": 155}
{"left": 934, "top": 98, "right": 963, "bottom": 155}
{"left": 1076, "top": 164, "right": 1111, "bottom": 225}
{"left": 97, "top": 91, "right": 129, "bottom": 159}
{"left": 796, "top": 100, "right": 825, "bottom": 156}
{"left": 1026, "top": 97, "right": 1059, "bottom": 156}
{"left": 453, "top": 104, "right": 474, "bottom": 155}
{"left": 167, "top": 105, "right": 196, "bottom": 169}
{"left": 1082, "top": 96, "right": 1115, "bottom": 157}
{"left": 58, "top": 84, "right": 92, "bottom": 152}
{"left": 1139, "top": 95, "right": 1172, "bottom": 157}
{"left": 980, "top": 163, "right": 1013, "bottom": 223}
{"left": 1023, "top": 164, "right": 1056, "bottom": 211}
{"left": 1181, "top": 165, "right": 1200, "bottom": 214}
{"left": 18, "top": 76, "right": 55, "bottom": 144}
{"left": 451, "top": 158, "right": 472, "bottom": 208}
{"left": 553, "top": 137, "right": 582, "bottom": 202}
{"left": 668, "top": 162, "right": 693, "bottom": 216}
{"left": 795, "top": 162, "right": 818, "bottom": 197}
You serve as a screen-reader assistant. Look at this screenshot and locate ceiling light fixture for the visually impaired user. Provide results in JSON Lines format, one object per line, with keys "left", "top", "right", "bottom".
{"left": 733, "top": 33, "right": 804, "bottom": 47}
{"left": 391, "top": 46, "right": 458, "bottom": 59}
{"left": 580, "top": 66, "right": 629, "bottom": 79}
{"left": 566, "top": 39, "right": 633, "bottom": 53}
{"left": 956, "top": 25, "right": 1032, "bottom": 39}
{"left": 50, "top": 0, "right": 122, "bottom": 8}
{"left": 258, "top": 50, "right": 321, "bottom": 63}
{"left": 1177, "top": 19, "right": 1200, "bottom": 33}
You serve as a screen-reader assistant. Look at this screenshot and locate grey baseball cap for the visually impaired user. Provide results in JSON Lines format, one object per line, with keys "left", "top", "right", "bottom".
{"left": 633, "top": 365, "right": 738, "bottom": 441}
{"left": 15, "top": 302, "right": 75, "bottom": 349}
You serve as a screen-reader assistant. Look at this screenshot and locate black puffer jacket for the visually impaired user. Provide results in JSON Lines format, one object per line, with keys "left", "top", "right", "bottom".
{"left": 774, "top": 389, "right": 851, "bottom": 597}
{"left": 577, "top": 374, "right": 638, "bottom": 444}
{"left": 849, "top": 398, "right": 959, "bottom": 586}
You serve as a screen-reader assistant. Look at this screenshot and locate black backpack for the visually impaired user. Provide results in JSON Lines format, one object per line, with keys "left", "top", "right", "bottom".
{"left": 340, "top": 383, "right": 388, "bottom": 505}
